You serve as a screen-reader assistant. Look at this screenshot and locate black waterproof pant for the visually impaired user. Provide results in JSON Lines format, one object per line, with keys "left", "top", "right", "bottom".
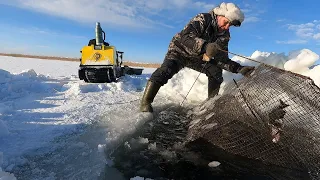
{"left": 150, "top": 58, "right": 223, "bottom": 98}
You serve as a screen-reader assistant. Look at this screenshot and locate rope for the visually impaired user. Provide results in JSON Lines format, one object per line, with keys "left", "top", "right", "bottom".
{"left": 219, "top": 49, "right": 266, "bottom": 65}
{"left": 180, "top": 61, "right": 208, "bottom": 106}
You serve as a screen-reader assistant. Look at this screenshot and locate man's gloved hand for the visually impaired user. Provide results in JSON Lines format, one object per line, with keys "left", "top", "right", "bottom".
{"left": 238, "top": 66, "right": 255, "bottom": 77}
{"left": 202, "top": 42, "right": 220, "bottom": 61}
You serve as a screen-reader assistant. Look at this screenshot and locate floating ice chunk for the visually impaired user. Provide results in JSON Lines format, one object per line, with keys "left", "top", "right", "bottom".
{"left": 148, "top": 142, "right": 157, "bottom": 151}
{"left": 208, "top": 161, "right": 221, "bottom": 167}
{"left": 202, "top": 123, "right": 218, "bottom": 130}
{"left": 205, "top": 112, "right": 215, "bottom": 120}
{"left": 98, "top": 144, "right": 106, "bottom": 153}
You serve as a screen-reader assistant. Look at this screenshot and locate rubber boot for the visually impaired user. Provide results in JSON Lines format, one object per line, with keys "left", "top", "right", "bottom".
{"left": 140, "top": 81, "right": 161, "bottom": 112}
{"left": 208, "top": 78, "right": 221, "bottom": 99}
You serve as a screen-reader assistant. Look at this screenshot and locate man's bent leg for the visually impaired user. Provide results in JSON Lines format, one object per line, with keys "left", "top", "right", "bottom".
{"left": 140, "top": 59, "right": 183, "bottom": 112}
{"left": 208, "top": 77, "right": 221, "bottom": 98}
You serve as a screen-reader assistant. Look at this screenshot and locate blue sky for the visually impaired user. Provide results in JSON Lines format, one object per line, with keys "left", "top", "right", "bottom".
{"left": 0, "top": 0, "right": 319, "bottom": 64}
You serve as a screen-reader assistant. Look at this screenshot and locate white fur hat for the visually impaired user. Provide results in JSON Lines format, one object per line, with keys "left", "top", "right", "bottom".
{"left": 213, "top": 2, "right": 245, "bottom": 26}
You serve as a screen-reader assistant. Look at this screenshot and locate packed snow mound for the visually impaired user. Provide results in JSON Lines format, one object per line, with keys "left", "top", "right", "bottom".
{"left": 161, "top": 68, "right": 209, "bottom": 102}
{"left": 285, "top": 49, "right": 319, "bottom": 73}
{"left": 284, "top": 49, "right": 320, "bottom": 86}
{"left": 307, "top": 65, "right": 320, "bottom": 87}
{"left": 0, "top": 69, "right": 61, "bottom": 100}
{"left": 233, "top": 50, "right": 288, "bottom": 68}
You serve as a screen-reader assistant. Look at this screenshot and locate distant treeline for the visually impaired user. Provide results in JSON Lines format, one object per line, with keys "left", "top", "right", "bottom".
{"left": 0, "top": 53, "right": 161, "bottom": 68}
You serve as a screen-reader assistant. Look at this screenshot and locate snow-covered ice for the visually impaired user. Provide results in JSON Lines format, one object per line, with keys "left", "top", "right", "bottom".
{"left": 0, "top": 48, "right": 319, "bottom": 179}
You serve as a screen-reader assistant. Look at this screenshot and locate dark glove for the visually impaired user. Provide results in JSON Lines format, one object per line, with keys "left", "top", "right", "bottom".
{"left": 238, "top": 66, "right": 255, "bottom": 77}
{"left": 202, "top": 43, "right": 220, "bottom": 61}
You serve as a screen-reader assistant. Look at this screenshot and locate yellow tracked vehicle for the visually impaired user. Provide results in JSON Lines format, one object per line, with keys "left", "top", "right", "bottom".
{"left": 78, "top": 22, "right": 143, "bottom": 83}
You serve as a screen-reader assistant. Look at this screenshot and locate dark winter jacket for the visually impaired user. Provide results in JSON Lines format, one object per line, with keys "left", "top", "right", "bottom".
{"left": 167, "top": 12, "right": 242, "bottom": 73}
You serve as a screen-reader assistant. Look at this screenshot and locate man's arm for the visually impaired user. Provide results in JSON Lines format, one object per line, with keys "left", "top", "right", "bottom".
{"left": 179, "top": 13, "right": 210, "bottom": 55}
{"left": 214, "top": 43, "right": 255, "bottom": 77}
{"left": 214, "top": 34, "right": 243, "bottom": 73}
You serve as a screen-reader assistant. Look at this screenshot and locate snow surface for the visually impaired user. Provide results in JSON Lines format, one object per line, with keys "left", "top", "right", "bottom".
{"left": 0, "top": 48, "right": 319, "bottom": 179}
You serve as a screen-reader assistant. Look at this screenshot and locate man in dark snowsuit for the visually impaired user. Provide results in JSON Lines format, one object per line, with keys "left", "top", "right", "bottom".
{"left": 140, "top": 2, "right": 255, "bottom": 112}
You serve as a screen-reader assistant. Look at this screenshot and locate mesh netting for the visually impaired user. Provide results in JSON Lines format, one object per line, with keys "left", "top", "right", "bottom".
{"left": 186, "top": 64, "right": 320, "bottom": 179}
